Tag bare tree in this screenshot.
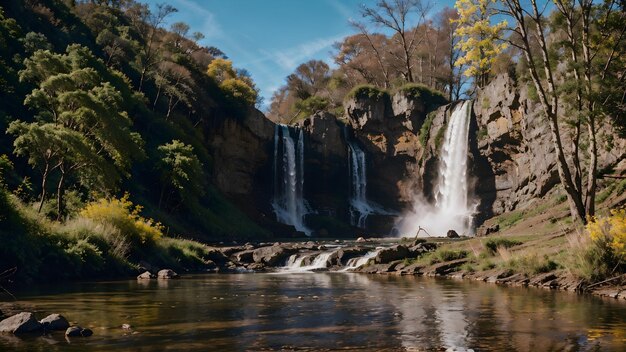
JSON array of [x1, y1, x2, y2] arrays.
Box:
[[355, 0, 432, 84]]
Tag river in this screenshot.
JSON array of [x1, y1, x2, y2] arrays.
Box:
[[1, 273, 624, 351]]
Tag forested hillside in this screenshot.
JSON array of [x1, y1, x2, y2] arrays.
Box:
[[0, 0, 270, 282]]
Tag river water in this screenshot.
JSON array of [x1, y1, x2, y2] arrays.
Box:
[[1, 273, 624, 351]]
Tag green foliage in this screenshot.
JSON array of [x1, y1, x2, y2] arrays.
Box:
[[434, 124, 447, 151], [397, 83, 447, 109], [419, 111, 437, 146], [502, 253, 559, 275], [157, 140, 204, 208], [294, 96, 329, 118], [477, 127, 488, 140], [483, 237, 522, 254], [220, 78, 257, 106], [497, 210, 524, 229], [429, 249, 469, 264], [346, 84, 389, 100]]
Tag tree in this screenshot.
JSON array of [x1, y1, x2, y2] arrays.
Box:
[[456, 0, 626, 223], [356, 0, 431, 84], [157, 140, 204, 210], [453, 0, 507, 88], [207, 58, 258, 106], [286, 60, 331, 100], [14, 45, 144, 219]]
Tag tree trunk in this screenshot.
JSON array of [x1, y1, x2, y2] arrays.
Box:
[[37, 162, 50, 213], [56, 166, 65, 222]]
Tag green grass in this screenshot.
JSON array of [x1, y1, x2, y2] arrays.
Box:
[[497, 210, 525, 229], [501, 253, 560, 275]]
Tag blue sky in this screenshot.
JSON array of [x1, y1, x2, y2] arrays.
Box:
[[151, 0, 455, 109]]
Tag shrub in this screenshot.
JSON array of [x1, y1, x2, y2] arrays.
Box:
[[294, 96, 329, 119], [503, 253, 559, 275], [484, 238, 523, 254], [587, 209, 626, 262], [397, 83, 447, 109], [418, 111, 436, 146], [346, 84, 388, 100], [430, 249, 468, 264], [80, 194, 163, 246]]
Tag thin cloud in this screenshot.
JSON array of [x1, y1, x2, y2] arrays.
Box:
[[271, 34, 345, 70]]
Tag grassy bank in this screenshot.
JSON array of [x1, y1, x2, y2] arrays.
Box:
[[399, 191, 626, 292], [0, 188, 218, 284]]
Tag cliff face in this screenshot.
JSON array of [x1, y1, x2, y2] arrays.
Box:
[[207, 73, 625, 237], [472, 74, 626, 218]]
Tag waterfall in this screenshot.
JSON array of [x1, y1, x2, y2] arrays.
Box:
[[348, 141, 374, 227], [399, 100, 476, 237], [272, 124, 311, 235]]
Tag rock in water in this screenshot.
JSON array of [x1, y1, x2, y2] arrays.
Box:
[[446, 230, 460, 238], [157, 269, 179, 279], [65, 326, 93, 337], [356, 237, 367, 242], [137, 271, 156, 280], [40, 314, 70, 331], [252, 245, 296, 266], [0, 312, 42, 334]]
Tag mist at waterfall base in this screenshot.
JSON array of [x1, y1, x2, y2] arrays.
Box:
[[272, 124, 311, 235], [398, 100, 477, 237]]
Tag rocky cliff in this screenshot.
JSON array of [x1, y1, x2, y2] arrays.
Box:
[[206, 73, 625, 237]]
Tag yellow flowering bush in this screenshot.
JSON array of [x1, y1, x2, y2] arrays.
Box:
[[80, 194, 163, 246], [587, 208, 626, 262]]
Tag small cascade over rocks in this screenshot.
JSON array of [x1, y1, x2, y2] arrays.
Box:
[[340, 249, 381, 271], [399, 100, 477, 237], [281, 251, 336, 272], [272, 124, 311, 235]]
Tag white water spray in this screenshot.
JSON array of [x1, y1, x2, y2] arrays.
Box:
[[399, 101, 476, 237], [272, 124, 311, 235]]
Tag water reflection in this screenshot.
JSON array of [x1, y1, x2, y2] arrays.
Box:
[[0, 273, 624, 351]]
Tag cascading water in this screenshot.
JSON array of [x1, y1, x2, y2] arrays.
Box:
[[399, 100, 476, 237], [348, 141, 374, 227], [273, 124, 311, 235], [339, 249, 380, 271], [281, 251, 336, 272]]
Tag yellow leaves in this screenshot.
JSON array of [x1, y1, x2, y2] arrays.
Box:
[[453, 0, 507, 82], [586, 209, 626, 261], [80, 193, 163, 246]]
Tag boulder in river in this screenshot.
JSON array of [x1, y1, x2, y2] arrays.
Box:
[[232, 249, 255, 264], [137, 271, 156, 280], [65, 326, 93, 337], [374, 245, 410, 264], [252, 245, 297, 266], [157, 269, 179, 279], [40, 314, 69, 331], [0, 312, 42, 334]]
